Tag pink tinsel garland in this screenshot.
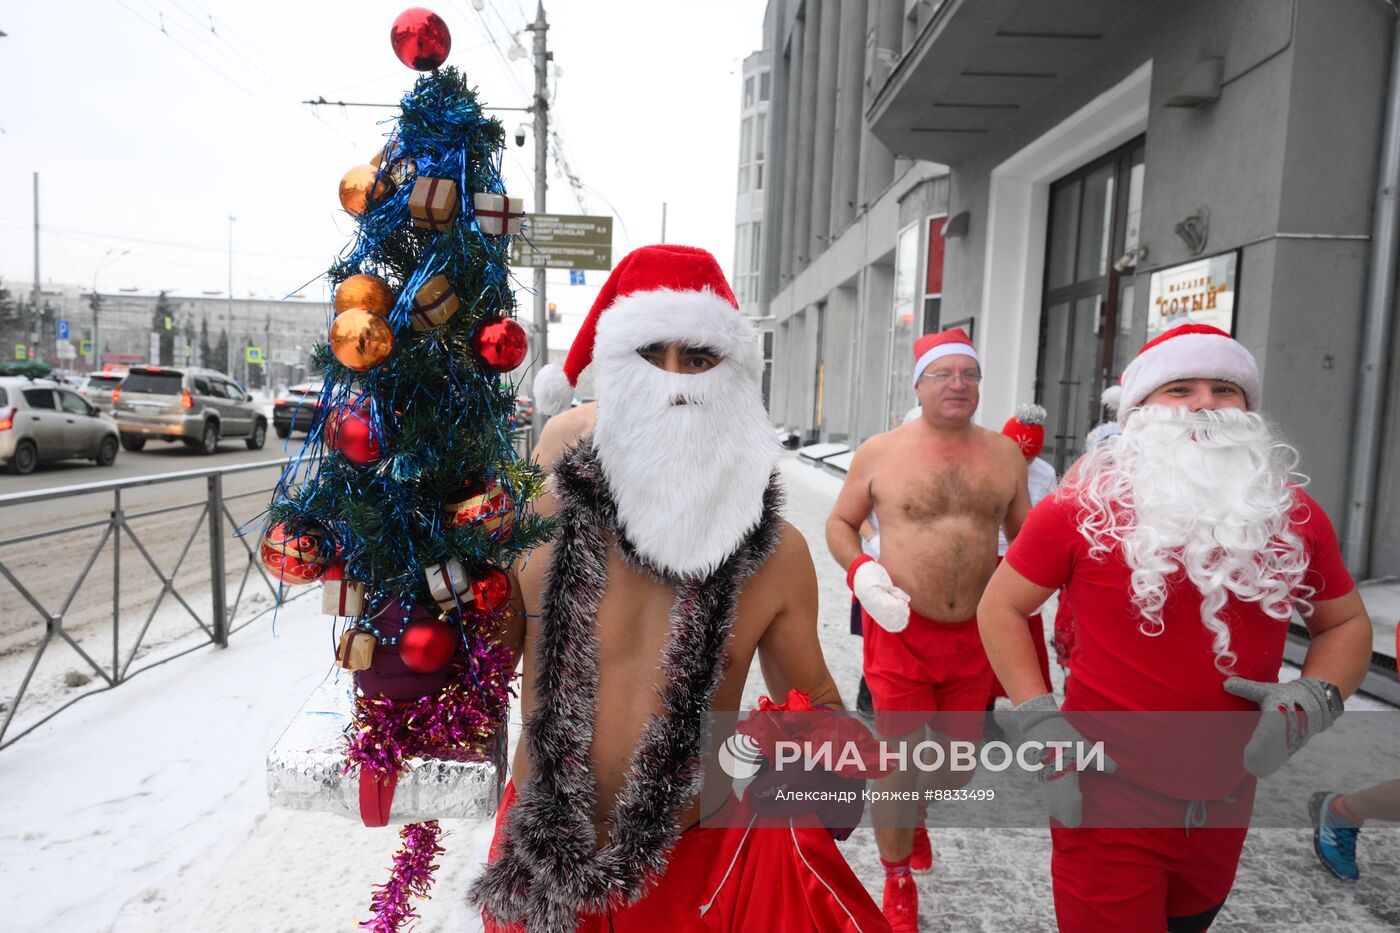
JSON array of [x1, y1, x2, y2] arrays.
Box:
[[358, 820, 447, 933], [349, 619, 516, 932]]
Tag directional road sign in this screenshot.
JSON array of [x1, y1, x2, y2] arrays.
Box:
[[510, 214, 613, 270]]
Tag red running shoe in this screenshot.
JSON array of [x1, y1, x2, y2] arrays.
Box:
[[881, 875, 920, 932], [910, 825, 932, 873]]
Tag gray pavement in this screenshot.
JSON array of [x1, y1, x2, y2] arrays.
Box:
[[767, 455, 1399, 933]]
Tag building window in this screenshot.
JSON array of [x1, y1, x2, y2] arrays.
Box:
[[754, 113, 767, 192], [923, 215, 946, 331], [744, 76, 755, 109], [887, 222, 921, 429], [759, 71, 771, 102], [737, 116, 753, 193]]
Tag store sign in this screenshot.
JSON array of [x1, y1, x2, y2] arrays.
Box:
[[1147, 251, 1238, 336]]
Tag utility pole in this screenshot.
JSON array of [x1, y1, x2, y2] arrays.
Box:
[[31, 173, 40, 313], [526, 3, 550, 441], [661, 202, 667, 244], [226, 214, 235, 376]]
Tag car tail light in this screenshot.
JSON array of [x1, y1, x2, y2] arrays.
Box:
[[112, 386, 121, 404], [181, 387, 194, 410], [0, 407, 13, 431], [275, 399, 287, 407]]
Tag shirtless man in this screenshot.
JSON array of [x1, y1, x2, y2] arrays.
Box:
[[529, 400, 595, 472], [471, 244, 888, 932], [826, 327, 1030, 932]]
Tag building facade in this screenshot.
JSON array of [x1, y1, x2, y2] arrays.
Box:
[[748, 0, 1400, 579], [3, 283, 326, 389]]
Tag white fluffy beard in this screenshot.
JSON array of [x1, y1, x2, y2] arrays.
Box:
[[1074, 405, 1313, 672], [591, 353, 780, 578]]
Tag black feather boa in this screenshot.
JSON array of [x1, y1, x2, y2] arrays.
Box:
[[470, 437, 783, 931]]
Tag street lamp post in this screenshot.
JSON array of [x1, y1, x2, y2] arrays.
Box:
[[91, 248, 129, 372], [226, 214, 236, 377]]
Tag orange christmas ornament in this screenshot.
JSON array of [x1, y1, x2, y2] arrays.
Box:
[[338, 165, 391, 217], [335, 274, 396, 317], [329, 309, 395, 371]]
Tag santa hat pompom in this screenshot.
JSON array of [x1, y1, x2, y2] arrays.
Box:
[[1014, 403, 1047, 425], [533, 363, 575, 416], [1100, 384, 1122, 413]]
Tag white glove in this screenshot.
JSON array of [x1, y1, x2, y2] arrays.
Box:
[[851, 559, 911, 633]]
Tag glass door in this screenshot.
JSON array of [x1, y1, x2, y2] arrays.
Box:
[[1036, 139, 1145, 473]]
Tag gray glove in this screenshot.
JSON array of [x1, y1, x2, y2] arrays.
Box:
[[1223, 676, 1340, 778], [998, 693, 1117, 828]]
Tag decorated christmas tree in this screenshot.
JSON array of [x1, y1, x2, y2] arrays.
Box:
[[260, 9, 545, 931]]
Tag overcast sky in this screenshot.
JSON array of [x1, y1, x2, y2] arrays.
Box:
[[0, 0, 763, 344]]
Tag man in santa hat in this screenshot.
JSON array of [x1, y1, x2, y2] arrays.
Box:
[[471, 244, 889, 932], [826, 327, 1031, 931], [979, 323, 1373, 932]]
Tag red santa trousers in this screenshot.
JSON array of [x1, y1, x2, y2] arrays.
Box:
[[482, 781, 892, 933]]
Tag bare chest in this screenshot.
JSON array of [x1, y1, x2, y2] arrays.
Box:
[[873, 448, 1012, 526]]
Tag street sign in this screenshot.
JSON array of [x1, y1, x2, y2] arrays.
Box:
[[246, 346, 263, 364], [80, 339, 93, 357], [510, 214, 613, 270], [569, 270, 586, 285], [55, 319, 70, 340], [14, 344, 26, 361], [55, 340, 76, 360]]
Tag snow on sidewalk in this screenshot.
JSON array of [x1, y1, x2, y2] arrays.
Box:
[[1, 453, 1395, 932], [0, 596, 492, 933]]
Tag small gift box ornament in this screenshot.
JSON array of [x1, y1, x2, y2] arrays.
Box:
[[409, 176, 459, 232], [424, 558, 475, 612], [472, 192, 524, 236], [446, 481, 514, 538], [410, 275, 460, 332], [321, 564, 367, 617], [335, 628, 377, 672], [265, 682, 505, 824]]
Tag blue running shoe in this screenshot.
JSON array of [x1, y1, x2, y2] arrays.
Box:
[[1310, 791, 1361, 882]]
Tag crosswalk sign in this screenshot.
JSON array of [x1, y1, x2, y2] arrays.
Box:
[[81, 339, 94, 356], [246, 346, 263, 364]]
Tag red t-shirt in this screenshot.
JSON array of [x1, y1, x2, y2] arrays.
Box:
[[1006, 486, 1353, 800], [1006, 487, 1353, 714]]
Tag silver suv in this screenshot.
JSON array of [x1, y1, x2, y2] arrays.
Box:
[[0, 377, 121, 475], [114, 366, 267, 455]]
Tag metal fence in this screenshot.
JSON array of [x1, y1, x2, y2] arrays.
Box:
[[0, 459, 304, 751]]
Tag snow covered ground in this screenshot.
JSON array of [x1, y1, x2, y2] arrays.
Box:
[[1, 454, 1396, 931]]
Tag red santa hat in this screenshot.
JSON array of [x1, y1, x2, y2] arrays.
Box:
[[532, 244, 753, 415], [1111, 323, 1260, 422], [1001, 403, 1048, 458], [911, 327, 980, 389]]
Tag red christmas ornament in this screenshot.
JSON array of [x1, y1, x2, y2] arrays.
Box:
[[472, 318, 528, 373], [260, 522, 330, 585], [390, 8, 452, 71], [398, 617, 457, 672], [470, 567, 512, 613], [327, 403, 382, 466]]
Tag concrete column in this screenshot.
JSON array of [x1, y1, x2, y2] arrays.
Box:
[[859, 0, 901, 205], [800, 304, 823, 437], [760, 3, 790, 308], [772, 318, 793, 424], [810, 0, 842, 259], [830, 0, 868, 234], [794, 4, 821, 270], [779, 17, 804, 284], [822, 285, 858, 441], [855, 260, 895, 439]]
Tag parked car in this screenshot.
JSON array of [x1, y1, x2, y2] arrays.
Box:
[[78, 372, 126, 415], [0, 377, 120, 475], [273, 382, 324, 439], [113, 366, 267, 454]]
